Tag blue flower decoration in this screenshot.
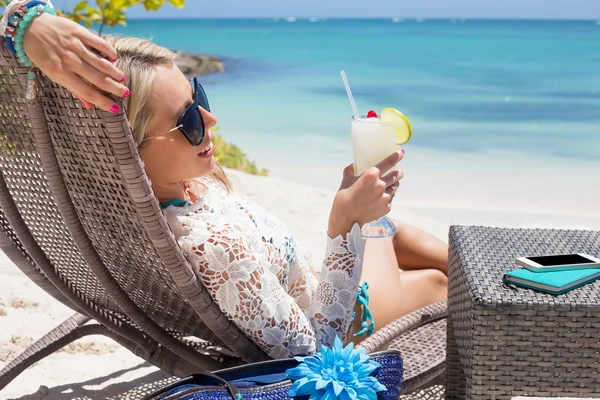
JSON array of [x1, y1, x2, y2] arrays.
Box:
[[286, 336, 386, 399]]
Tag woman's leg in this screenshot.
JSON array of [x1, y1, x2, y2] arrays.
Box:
[[392, 220, 449, 275], [348, 235, 447, 344]]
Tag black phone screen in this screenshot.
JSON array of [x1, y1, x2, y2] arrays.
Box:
[[527, 254, 595, 266]]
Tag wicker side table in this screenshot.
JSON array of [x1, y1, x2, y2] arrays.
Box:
[[446, 226, 600, 400]]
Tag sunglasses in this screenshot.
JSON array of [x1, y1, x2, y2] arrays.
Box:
[[144, 76, 210, 146]]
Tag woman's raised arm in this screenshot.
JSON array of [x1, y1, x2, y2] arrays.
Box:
[[1, 1, 128, 113]]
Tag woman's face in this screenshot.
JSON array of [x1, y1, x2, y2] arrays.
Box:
[[140, 62, 217, 185]]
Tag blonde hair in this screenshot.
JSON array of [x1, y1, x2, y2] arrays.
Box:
[[103, 35, 231, 191]]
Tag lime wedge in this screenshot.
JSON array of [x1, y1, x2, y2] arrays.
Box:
[[380, 108, 412, 145]]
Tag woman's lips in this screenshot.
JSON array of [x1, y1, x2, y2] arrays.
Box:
[[198, 142, 214, 158], [197, 131, 214, 158]]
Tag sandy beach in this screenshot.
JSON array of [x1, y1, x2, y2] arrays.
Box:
[[2, 161, 599, 399]]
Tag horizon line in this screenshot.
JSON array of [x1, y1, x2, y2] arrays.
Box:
[[123, 16, 600, 22]]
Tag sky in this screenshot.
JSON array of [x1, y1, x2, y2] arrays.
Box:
[[50, 0, 600, 20]]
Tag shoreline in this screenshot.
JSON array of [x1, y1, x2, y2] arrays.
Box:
[[240, 145, 600, 217], [125, 17, 600, 23]]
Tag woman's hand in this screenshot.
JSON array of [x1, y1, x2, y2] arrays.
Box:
[[328, 150, 404, 238], [22, 13, 128, 113]]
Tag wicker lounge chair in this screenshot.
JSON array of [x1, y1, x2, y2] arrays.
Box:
[[0, 38, 447, 399]]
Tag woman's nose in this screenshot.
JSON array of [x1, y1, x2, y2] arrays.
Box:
[[200, 107, 217, 129]]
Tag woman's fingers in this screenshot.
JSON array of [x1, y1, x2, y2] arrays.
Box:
[[381, 169, 403, 188], [77, 94, 93, 110], [67, 35, 127, 109], [374, 150, 404, 176], [78, 55, 129, 98], [81, 99, 93, 110], [74, 27, 128, 102], [71, 91, 93, 110], [343, 163, 355, 177], [385, 182, 400, 199], [72, 58, 128, 103], [70, 40, 128, 98], [76, 27, 118, 63], [79, 44, 126, 89], [62, 73, 120, 113]]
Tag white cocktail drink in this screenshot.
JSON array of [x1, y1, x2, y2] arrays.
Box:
[[349, 108, 412, 238], [339, 71, 412, 238], [351, 114, 399, 175]]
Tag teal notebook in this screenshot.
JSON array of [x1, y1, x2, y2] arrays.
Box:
[[503, 267, 600, 295]]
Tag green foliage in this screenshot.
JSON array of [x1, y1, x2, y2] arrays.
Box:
[[212, 130, 268, 176], [59, 0, 185, 34]]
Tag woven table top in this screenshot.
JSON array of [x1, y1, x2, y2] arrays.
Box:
[[449, 225, 600, 310]]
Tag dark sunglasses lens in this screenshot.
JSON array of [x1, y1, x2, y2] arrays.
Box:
[[196, 83, 210, 112], [180, 107, 204, 146]]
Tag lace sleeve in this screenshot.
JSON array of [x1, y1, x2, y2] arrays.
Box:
[[307, 223, 366, 346], [1, 0, 54, 34], [176, 210, 366, 359]]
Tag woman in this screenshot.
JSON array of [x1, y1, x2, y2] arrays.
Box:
[[2, 6, 448, 358]]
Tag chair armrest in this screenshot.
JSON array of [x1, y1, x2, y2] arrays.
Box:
[[356, 301, 447, 353]]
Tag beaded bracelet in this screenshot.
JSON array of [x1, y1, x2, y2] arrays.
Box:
[[3, 1, 56, 104], [4, 1, 48, 54], [11, 2, 57, 67]]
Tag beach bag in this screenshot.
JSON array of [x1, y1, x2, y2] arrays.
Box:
[[144, 338, 403, 400]]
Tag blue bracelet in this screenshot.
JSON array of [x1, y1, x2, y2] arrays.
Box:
[[353, 282, 375, 337], [24, 1, 48, 8], [6, 34, 17, 55], [4, 1, 52, 56]]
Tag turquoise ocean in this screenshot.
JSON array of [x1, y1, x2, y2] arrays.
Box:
[[107, 19, 600, 167]]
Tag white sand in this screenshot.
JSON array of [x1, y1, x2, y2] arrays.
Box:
[[1, 162, 599, 399]]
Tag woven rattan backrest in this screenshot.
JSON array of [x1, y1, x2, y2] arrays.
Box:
[[39, 82, 203, 335], [0, 55, 205, 334], [0, 195, 75, 310], [0, 38, 267, 363], [0, 46, 120, 315]]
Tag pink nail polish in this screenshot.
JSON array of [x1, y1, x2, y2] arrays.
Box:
[[111, 58, 118, 63], [110, 104, 120, 114], [119, 75, 126, 83], [401, 149, 405, 154], [123, 89, 130, 98]]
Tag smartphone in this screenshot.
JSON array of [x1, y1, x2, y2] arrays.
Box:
[[516, 253, 600, 272]]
